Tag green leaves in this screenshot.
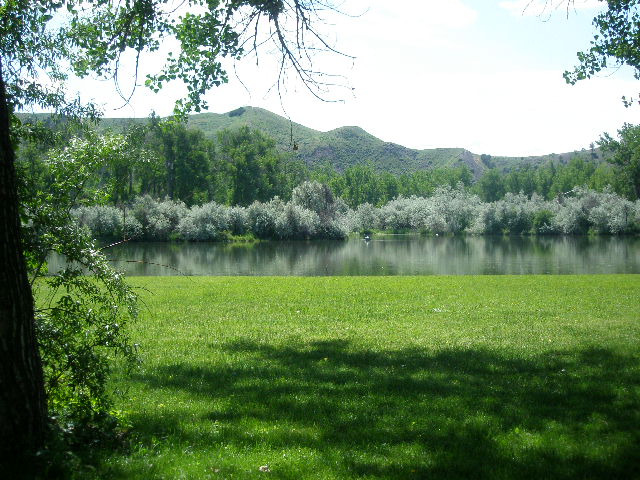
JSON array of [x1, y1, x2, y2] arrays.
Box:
[[565, 1, 640, 101], [598, 123, 640, 199], [217, 125, 287, 205], [21, 132, 141, 425], [4, 0, 342, 119]]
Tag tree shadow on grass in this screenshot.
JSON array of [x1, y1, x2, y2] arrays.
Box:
[[128, 340, 640, 479]]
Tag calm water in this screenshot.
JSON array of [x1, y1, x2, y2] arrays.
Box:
[[48, 235, 640, 276]]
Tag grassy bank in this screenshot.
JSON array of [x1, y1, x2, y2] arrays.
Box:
[[93, 275, 639, 479]]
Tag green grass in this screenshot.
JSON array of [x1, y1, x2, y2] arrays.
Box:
[[90, 275, 639, 479]]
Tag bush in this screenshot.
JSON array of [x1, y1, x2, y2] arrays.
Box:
[[247, 199, 280, 239], [274, 203, 319, 239], [378, 196, 414, 232], [24, 134, 139, 433], [430, 185, 481, 233], [316, 216, 350, 239], [121, 215, 144, 240], [291, 182, 349, 239], [549, 187, 637, 234], [551, 191, 591, 234], [532, 209, 557, 234], [474, 202, 503, 234], [587, 188, 636, 234], [152, 198, 189, 239], [349, 203, 378, 233], [500, 192, 536, 234], [131, 195, 188, 240], [76, 187, 639, 241], [73, 205, 122, 239], [377, 186, 480, 234], [178, 202, 230, 241], [292, 181, 336, 218], [129, 194, 158, 237], [227, 206, 249, 236]]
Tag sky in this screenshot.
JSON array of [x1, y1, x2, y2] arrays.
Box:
[[66, 0, 640, 157]]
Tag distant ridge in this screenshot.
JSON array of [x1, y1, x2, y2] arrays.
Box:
[[18, 106, 597, 176], [186, 107, 474, 175]]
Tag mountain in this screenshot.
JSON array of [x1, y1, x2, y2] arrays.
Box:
[[186, 107, 478, 175], [166, 107, 601, 176], [19, 106, 598, 177]]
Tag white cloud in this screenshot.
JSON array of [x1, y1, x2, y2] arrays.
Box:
[[369, 69, 640, 156], [500, 0, 602, 17], [373, 0, 478, 29], [332, 0, 477, 52]]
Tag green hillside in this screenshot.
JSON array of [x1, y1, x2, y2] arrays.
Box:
[[82, 107, 477, 174], [18, 107, 598, 176], [187, 107, 475, 174], [188, 107, 598, 175]]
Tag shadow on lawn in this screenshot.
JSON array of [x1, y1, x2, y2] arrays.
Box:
[[130, 341, 640, 479]]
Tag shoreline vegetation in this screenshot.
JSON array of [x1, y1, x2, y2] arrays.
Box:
[[73, 182, 640, 243]]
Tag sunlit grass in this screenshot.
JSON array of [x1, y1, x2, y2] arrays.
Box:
[[92, 275, 639, 479]]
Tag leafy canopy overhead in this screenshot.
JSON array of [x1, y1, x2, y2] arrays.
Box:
[[0, 0, 347, 117], [564, 0, 640, 104]]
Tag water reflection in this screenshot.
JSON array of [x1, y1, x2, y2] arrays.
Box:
[[47, 235, 640, 276]]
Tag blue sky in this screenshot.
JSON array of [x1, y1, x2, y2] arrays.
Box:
[[69, 0, 640, 156]]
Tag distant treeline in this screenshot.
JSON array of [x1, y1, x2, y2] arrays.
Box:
[[17, 115, 639, 215]]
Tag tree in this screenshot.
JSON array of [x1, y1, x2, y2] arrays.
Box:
[[475, 168, 506, 202], [342, 163, 384, 207], [380, 171, 400, 203], [0, 0, 343, 473], [480, 153, 494, 168], [24, 135, 140, 426], [151, 121, 214, 205], [0, 59, 47, 478], [589, 162, 620, 193], [549, 156, 596, 198], [291, 180, 344, 231], [217, 126, 284, 205], [535, 161, 556, 199], [503, 166, 537, 196], [560, 1, 640, 196], [563, 0, 640, 104], [599, 123, 640, 199]]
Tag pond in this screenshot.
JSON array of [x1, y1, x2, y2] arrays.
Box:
[[48, 235, 640, 276]]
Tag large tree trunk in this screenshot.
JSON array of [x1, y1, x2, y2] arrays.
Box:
[[0, 58, 47, 476]]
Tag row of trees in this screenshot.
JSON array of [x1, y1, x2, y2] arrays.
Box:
[[19, 118, 640, 214], [18, 118, 478, 207], [311, 162, 474, 207], [475, 125, 640, 203], [475, 157, 618, 202], [23, 123, 639, 244], [75, 183, 640, 240], [18, 119, 308, 207]]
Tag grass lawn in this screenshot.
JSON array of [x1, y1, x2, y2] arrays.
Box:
[[92, 275, 639, 479]]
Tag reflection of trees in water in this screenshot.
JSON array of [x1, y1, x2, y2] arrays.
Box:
[[150, 240, 355, 276], [106, 243, 184, 275], [48, 236, 640, 276]]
